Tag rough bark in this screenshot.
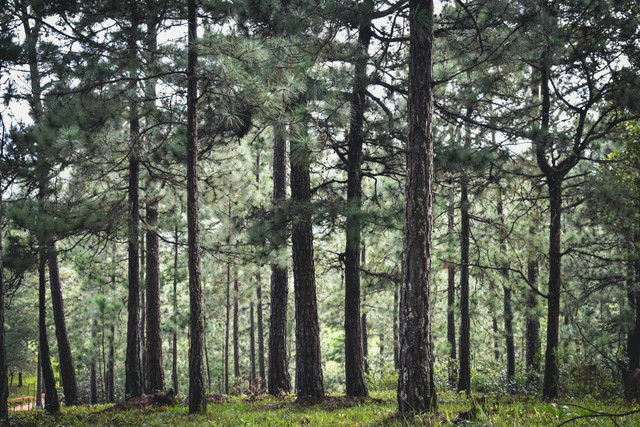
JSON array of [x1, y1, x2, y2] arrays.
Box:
[[397, 0, 437, 413], [362, 311, 369, 374], [125, 0, 142, 397], [290, 116, 324, 399], [140, 231, 147, 394], [48, 244, 80, 405], [186, 0, 206, 412], [447, 202, 457, 387], [39, 248, 60, 414], [145, 200, 164, 392], [457, 161, 471, 395], [268, 122, 291, 395], [343, 1, 372, 398], [542, 179, 562, 398]]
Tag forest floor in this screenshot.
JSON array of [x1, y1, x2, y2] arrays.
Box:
[[5, 390, 640, 426]]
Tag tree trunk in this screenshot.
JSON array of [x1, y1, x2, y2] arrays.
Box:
[[125, 149, 142, 398], [225, 261, 230, 394], [106, 325, 115, 403], [498, 194, 515, 392], [290, 114, 324, 399], [268, 122, 291, 395], [398, 0, 437, 413], [145, 199, 164, 392], [233, 272, 240, 379], [48, 243, 80, 405], [140, 231, 148, 394], [393, 280, 398, 370], [362, 311, 369, 374], [628, 256, 640, 370], [89, 318, 98, 404], [172, 224, 179, 395], [204, 326, 211, 391], [125, 0, 142, 397], [250, 301, 256, 383], [343, 1, 372, 398], [0, 187, 7, 421], [39, 247, 60, 414], [186, 0, 206, 412], [447, 202, 457, 387], [526, 258, 540, 377], [542, 178, 562, 399], [457, 166, 471, 395], [36, 353, 42, 408], [256, 281, 266, 384]]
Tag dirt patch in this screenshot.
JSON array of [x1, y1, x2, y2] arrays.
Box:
[[102, 392, 177, 413]]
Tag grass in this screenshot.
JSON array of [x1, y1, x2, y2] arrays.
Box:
[[5, 390, 640, 426]]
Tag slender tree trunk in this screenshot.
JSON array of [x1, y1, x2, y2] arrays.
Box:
[[447, 202, 457, 387], [140, 231, 148, 394], [343, 1, 372, 398], [172, 224, 179, 395], [233, 272, 240, 379], [542, 178, 562, 399], [204, 326, 211, 391], [145, 200, 164, 392], [48, 243, 80, 405], [186, 0, 206, 411], [457, 163, 471, 395], [393, 280, 398, 370], [526, 258, 540, 375], [256, 280, 265, 384], [290, 112, 324, 399], [0, 186, 8, 421], [225, 261, 230, 394], [268, 122, 291, 395], [398, 0, 437, 413], [106, 325, 115, 403], [250, 301, 256, 383], [39, 247, 60, 414], [125, 0, 142, 398], [362, 311, 369, 374], [36, 354, 42, 408], [89, 318, 98, 404], [498, 194, 515, 392]]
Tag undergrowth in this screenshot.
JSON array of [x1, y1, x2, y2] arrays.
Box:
[[6, 390, 640, 426]]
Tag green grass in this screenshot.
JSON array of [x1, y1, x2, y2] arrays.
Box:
[[7, 374, 38, 399], [6, 390, 640, 426]]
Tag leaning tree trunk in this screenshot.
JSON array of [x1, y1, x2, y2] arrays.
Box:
[[39, 247, 60, 414], [48, 243, 80, 405], [290, 114, 324, 399], [343, 1, 372, 398], [542, 177, 562, 399], [268, 122, 291, 395], [145, 199, 164, 392], [186, 0, 206, 412], [0, 185, 8, 421], [397, 0, 437, 413]]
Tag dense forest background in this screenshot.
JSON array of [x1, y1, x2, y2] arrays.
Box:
[[1, 0, 640, 422]]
